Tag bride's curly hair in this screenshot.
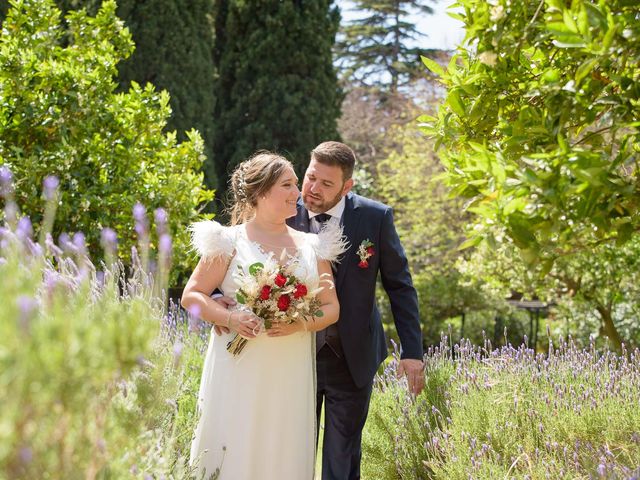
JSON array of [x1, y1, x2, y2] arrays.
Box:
[[228, 151, 294, 225]]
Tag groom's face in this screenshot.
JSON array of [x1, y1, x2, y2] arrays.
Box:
[[301, 158, 353, 214]]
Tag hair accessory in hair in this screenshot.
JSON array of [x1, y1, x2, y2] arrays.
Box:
[[235, 164, 248, 203]]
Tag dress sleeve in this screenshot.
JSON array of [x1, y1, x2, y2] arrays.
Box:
[[189, 220, 236, 260], [308, 221, 349, 263]]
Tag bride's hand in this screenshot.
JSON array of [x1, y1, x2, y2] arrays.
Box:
[[229, 311, 261, 338], [267, 321, 304, 337]]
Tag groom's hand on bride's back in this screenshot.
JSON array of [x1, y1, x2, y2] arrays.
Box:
[[212, 295, 237, 335]]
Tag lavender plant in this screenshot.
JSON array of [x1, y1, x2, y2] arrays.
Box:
[[0, 170, 207, 479], [363, 336, 640, 479]]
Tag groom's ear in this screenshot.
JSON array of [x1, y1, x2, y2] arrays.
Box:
[[341, 178, 354, 197]]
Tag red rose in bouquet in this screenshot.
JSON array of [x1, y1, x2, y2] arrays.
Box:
[[357, 239, 375, 269], [293, 283, 308, 299], [228, 262, 326, 356], [260, 285, 272, 300], [274, 273, 287, 287], [277, 294, 291, 311]]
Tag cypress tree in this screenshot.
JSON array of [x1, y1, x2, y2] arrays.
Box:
[[116, 0, 217, 189], [213, 0, 342, 204], [338, 0, 435, 92]]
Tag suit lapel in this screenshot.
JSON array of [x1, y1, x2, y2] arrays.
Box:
[[336, 193, 361, 291], [292, 197, 311, 233]]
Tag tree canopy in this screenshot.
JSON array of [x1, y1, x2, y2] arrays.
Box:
[[212, 0, 342, 204], [337, 0, 436, 92], [422, 0, 640, 270]]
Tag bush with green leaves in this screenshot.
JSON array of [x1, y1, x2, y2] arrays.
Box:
[[0, 0, 214, 284], [373, 122, 505, 345], [422, 0, 639, 266]]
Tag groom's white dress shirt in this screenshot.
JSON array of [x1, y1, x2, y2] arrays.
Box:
[[309, 196, 345, 234], [309, 196, 346, 356]]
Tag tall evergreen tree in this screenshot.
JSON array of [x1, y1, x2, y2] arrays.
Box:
[[116, 0, 217, 189], [338, 0, 436, 92], [213, 0, 342, 204]]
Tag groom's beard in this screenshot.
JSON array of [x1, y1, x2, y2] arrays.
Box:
[[302, 190, 343, 214]]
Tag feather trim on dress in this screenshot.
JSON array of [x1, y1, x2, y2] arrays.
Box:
[[189, 220, 236, 260], [310, 221, 350, 263]]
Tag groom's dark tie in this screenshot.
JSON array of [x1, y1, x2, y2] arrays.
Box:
[[313, 212, 342, 357], [314, 212, 331, 227]]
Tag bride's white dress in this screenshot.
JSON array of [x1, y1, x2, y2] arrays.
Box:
[[188, 221, 344, 480]]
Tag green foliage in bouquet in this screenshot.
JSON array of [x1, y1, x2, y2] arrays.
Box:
[[0, 0, 214, 284], [421, 0, 640, 268]]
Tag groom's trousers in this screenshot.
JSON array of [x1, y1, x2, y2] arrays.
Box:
[[316, 344, 373, 480]]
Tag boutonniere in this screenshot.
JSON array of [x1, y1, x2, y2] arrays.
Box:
[[357, 239, 375, 269]]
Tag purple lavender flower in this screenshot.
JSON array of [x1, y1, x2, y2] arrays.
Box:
[[43, 175, 60, 200], [17, 295, 38, 331], [188, 304, 202, 333], [72, 232, 87, 254], [19, 446, 33, 465], [0, 165, 12, 184], [96, 270, 106, 287], [133, 202, 146, 222], [45, 233, 64, 257], [100, 228, 118, 252], [159, 233, 172, 256], [43, 269, 62, 297], [16, 217, 33, 241], [58, 233, 76, 254], [173, 341, 184, 364], [154, 207, 168, 231], [133, 202, 149, 238], [28, 240, 43, 257], [0, 165, 13, 197]]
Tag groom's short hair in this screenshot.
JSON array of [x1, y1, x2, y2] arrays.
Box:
[[311, 141, 356, 181]]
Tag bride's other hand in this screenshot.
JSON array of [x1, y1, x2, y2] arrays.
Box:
[[229, 311, 261, 338], [212, 295, 237, 335], [267, 321, 304, 337]]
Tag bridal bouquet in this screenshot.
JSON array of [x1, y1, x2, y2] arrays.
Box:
[[227, 258, 327, 355]]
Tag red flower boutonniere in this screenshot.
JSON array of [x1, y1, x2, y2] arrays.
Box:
[[357, 239, 375, 269]]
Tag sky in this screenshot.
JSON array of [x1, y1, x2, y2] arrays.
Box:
[[338, 0, 466, 51]]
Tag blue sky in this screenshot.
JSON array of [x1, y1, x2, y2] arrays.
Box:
[[338, 0, 465, 51]]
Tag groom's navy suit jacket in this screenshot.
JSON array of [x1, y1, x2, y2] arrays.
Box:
[[288, 192, 423, 388]]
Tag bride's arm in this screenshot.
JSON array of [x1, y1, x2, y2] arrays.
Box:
[[181, 256, 260, 338]]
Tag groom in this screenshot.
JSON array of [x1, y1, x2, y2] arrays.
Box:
[[289, 141, 424, 480]]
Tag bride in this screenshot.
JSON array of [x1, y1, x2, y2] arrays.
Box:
[[181, 152, 344, 479]]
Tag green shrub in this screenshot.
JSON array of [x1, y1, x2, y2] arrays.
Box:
[[0, 225, 207, 478], [0, 0, 214, 285], [362, 339, 640, 479]]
